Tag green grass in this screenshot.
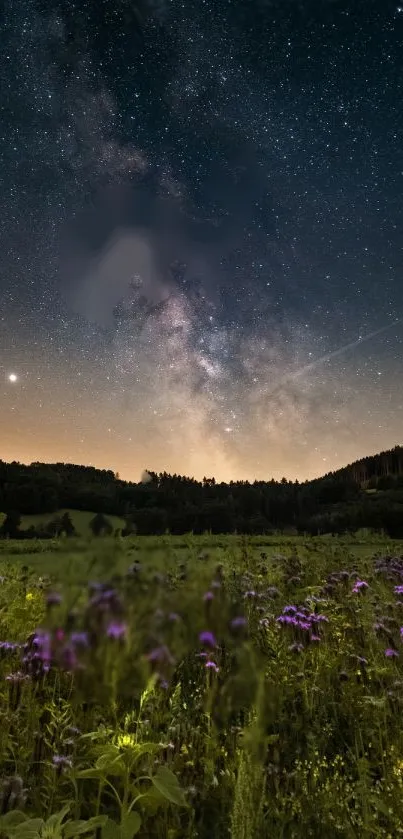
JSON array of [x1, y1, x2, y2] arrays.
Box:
[[1, 534, 403, 837], [21, 508, 126, 535]]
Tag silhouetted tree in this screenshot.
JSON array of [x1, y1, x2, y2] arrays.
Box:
[[61, 512, 76, 537], [1, 511, 21, 538], [89, 512, 113, 537]]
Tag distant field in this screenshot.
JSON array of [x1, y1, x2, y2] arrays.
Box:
[[0, 530, 401, 581], [21, 508, 126, 534]]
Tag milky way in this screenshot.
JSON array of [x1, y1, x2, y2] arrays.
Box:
[[1, 0, 403, 481]]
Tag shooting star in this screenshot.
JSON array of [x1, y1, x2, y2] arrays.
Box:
[[270, 318, 401, 393]]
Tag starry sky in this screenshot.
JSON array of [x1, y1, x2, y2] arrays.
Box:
[[1, 0, 403, 483]]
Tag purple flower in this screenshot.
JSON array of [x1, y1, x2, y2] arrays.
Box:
[[46, 592, 62, 607], [283, 605, 297, 614], [276, 615, 296, 625], [244, 590, 257, 599], [394, 586, 403, 595], [205, 660, 219, 672], [400, 627, 403, 639], [230, 616, 247, 629], [0, 641, 21, 653], [106, 621, 127, 640], [203, 591, 214, 602], [352, 580, 369, 593], [61, 645, 78, 671], [70, 632, 89, 648], [147, 645, 174, 664], [168, 612, 180, 622], [52, 755, 72, 770], [68, 726, 81, 736], [32, 630, 52, 668], [385, 648, 399, 658], [199, 631, 217, 648], [310, 634, 321, 642]]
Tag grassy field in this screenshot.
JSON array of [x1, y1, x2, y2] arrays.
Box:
[[1, 533, 403, 837], [21, 509, 126, 535]]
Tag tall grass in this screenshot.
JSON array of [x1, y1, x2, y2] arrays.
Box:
[[0, 536, 403, 837]]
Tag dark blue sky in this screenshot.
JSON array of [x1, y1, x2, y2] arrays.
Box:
[[1, 0, 403, 481]]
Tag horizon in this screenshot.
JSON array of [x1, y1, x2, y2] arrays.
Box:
[[2, 441, 402, 486]]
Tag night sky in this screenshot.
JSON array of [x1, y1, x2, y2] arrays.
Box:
[[1, 0, 403, 483]]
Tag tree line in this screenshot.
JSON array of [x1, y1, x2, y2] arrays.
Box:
[[1, 445, 403, 538]]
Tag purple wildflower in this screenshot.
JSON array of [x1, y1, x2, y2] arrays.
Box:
[[205, 660, 220, 672], [199, 630, 217, 648], [310, 634, 321, 642], [394, 586, 403, 595], [230, 616, 247, 629], [70, 632, 89, 648], [46, 592, 62, 607], [385, 648, 399, 658], [32, 630, 52, 670], [203, 591, 214, 602], [276, 615, 296, 625], [106, 621, 127, 640], [147, 645, 174, 665], [52, 755, 72, 771], [61, 645, 78, 671], [68, 726, 81, 736], [0, 641, 21, 653], [352, 580, 369, 593], [168, 612, 180, 622], [244, 590, 257, 599]]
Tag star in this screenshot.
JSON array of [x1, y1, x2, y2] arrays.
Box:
[[8, 373, 18, 383]]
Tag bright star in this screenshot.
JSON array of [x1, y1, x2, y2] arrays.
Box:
[[8, 373, 18, 383]]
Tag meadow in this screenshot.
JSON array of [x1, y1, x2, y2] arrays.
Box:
[[0, 532, 403, 838]]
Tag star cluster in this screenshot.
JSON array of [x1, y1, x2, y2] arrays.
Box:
[[1, 0, 403, 481]]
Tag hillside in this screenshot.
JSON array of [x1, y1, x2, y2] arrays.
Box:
[[1, 445, 403, 537]]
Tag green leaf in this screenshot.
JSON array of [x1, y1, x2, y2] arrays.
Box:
[[46, 804, 72, 829], [64, 816, 108, 837], [96, 750, 126, 775], [131, 742, 163, 762], [9, 819, 44, 839], [151, 766, 188, 807], [0, 812, 28, 828], [121, 812, 141, 839], [102, 819, 121, 839], [139, 674, 158, 711]]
